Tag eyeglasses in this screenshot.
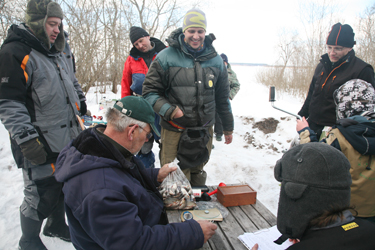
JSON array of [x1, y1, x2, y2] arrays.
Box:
[[327, 46, 344, 53], [129, 124, 153, 139], [138, 126, 153, 140]]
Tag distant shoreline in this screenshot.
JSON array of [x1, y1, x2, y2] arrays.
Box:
[[231, 63, 268, 66], [232, 63, 313, 68]]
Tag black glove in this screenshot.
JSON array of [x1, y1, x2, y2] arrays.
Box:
[[19, 138, 47, 165], [80, 101, 87, 116]]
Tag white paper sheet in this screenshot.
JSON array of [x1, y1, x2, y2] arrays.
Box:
[[238, 225, 294, 250]]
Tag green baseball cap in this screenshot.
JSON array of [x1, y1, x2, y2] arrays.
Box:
[[113, 96, 160, 137]]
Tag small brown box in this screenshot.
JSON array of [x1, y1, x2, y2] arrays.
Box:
[[217, 185, 257, 207]]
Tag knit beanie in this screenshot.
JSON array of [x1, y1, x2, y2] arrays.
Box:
[[326, 22, 355, 48], [220, 53, 228, 64], [334, 79, 375, 119], [129, 26, 149, 45], [182, 8, 207, 32], [274, 143, 351, 243], [25, 0, 65, 52]]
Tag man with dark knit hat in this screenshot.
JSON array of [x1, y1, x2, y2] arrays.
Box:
[[143, 9, 234, 186], [298, 22, 375, 139], [250, 143, 375, 250], [0, 0, 86, 249], [214, 53, 240, 142], [121, 26, 166, 169]]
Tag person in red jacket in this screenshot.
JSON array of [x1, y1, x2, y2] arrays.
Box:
[[121, 26, 166, 168]]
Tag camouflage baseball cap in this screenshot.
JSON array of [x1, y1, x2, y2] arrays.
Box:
[[26, 0, 65, 51]]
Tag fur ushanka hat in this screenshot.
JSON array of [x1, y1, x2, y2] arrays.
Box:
[[274, 143, 352, 243], [25, 0, 65, 51]]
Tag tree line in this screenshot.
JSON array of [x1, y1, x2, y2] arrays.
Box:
[[1, 0, 374, 100], [0, 0, 199, 96], [256, 2, 375, 99]]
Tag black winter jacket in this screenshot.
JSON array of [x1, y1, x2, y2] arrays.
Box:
[[142, 28, 234, 132], [298, 50, 374, 126]]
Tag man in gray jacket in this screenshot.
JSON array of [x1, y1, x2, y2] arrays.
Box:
[[0, 0, 86, 249]]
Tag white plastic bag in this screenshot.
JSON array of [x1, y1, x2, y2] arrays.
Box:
[[158, 159, 196, 210]]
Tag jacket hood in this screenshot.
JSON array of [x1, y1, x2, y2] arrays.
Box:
[[321, 49, 355, 70], [1, 23, 59, 55], [336, 115, 375, 155], [55, 125, 130, 182]]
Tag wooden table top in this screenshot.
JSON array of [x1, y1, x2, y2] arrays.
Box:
[[166, 185, 277, 250]]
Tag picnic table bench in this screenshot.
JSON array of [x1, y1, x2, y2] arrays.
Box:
[[166, 185, 277, 250]]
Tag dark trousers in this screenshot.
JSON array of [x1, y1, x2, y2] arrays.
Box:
[[214, 112, 223, 137]]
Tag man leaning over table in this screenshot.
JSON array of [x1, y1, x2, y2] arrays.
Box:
[[54, 96, 217, 250]]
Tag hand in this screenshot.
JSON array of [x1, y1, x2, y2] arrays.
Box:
[[174, 109, 184, 119], [19, 137, 47, 165], [157, 163, 178, 183], [224, 134, 232, 144], [197, 220, 217, 243], [296, 116, 309, 132], [251, 243, 259, 250], [80, 101, 87, 116], [289, 238, 300, 244]]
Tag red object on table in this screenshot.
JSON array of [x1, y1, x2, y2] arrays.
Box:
[[207, 182, 226, 196]]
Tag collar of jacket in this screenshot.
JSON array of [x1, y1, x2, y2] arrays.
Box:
[[130, 37, 166, 58], [310, 209, 355, 230], [73, 125, 163, 199], [321, 49, 355, 71], [4, 24, 61, 56]]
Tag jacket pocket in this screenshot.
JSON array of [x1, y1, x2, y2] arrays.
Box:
[[203, 100, 215, 115]]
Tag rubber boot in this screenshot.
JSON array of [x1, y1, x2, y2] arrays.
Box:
[[42, 196, 71, 242], [19, 212, 47, 250]]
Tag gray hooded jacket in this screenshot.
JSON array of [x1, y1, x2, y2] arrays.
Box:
[[0, 23, 83, 176]]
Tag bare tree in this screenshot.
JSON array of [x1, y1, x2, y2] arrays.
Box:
[[0, 0, 27, 43], [256, 0, 340, 99], [356, 4, 375, 68]]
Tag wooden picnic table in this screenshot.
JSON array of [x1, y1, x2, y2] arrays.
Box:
[[166, 185, 277, 250]]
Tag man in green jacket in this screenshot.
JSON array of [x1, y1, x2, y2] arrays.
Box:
[[215, 53, 240, 141], [143, 9, 234, 186]]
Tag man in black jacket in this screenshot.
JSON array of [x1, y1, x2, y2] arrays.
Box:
[[298, 22, 374, 139]]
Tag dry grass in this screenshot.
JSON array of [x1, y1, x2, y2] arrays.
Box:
[[255, 66, 315, 100]]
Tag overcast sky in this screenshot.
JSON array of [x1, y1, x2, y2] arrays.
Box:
[[203, 0, 374, 65]]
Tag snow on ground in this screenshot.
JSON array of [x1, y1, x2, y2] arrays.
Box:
[[0, 65, 304, 249]]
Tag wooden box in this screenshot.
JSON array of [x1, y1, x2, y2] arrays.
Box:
[[217, 185, 257, 207]]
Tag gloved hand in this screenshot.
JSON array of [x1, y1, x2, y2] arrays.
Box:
[[19, 138, 47, 165], [80, 101, 87, 116]]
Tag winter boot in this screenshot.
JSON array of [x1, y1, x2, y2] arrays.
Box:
[[42, 196, 71, 242], [19, 212, 47, 250]]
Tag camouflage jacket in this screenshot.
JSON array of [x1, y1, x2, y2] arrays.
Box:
[[227, 63, 240, 100]]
